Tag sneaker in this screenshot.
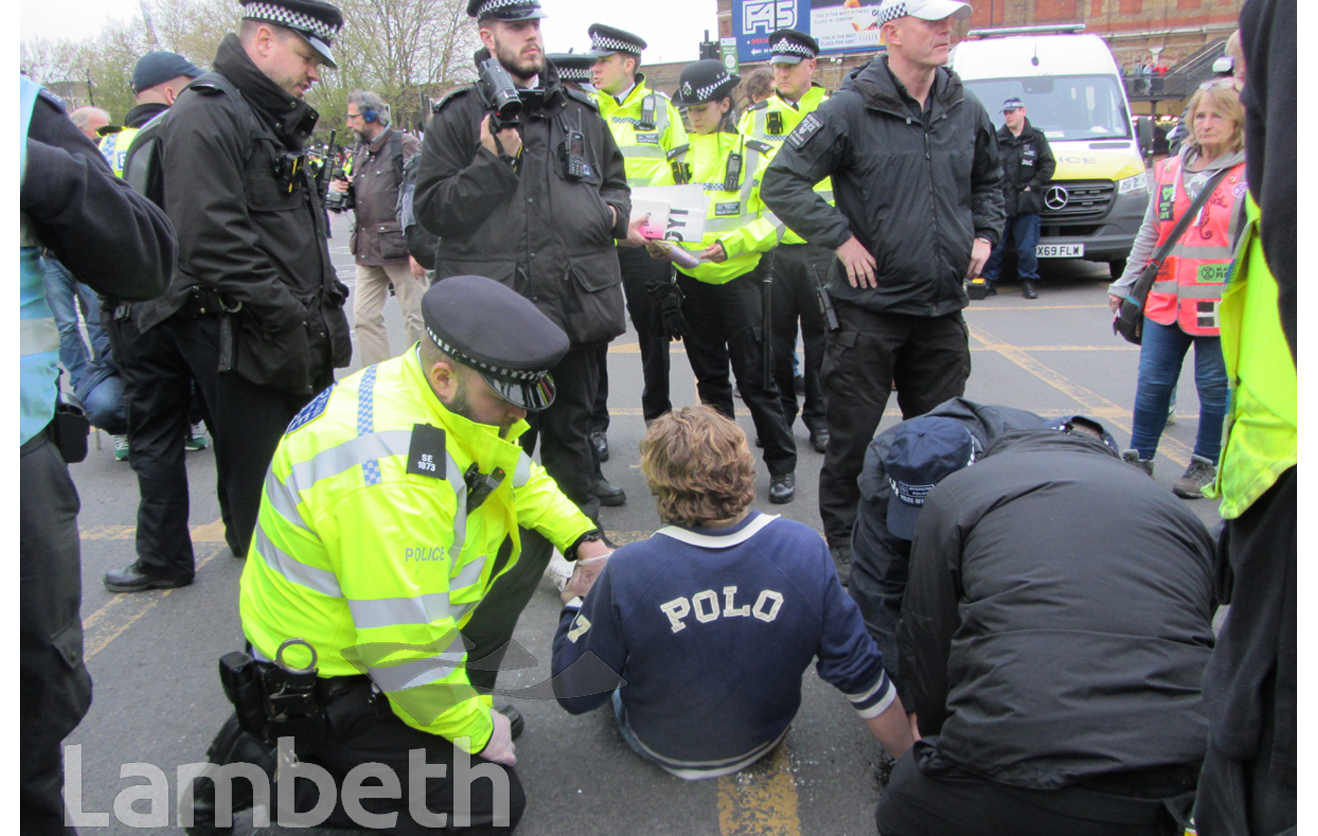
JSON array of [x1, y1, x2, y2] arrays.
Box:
[[543, 549, 574, 592], [1172, 455, 1216, 499], [830, 543, 852, 587], [1121, 448, 1154, 476], [112, 434, 130, 461], [1021, 279, 1038, 299], [186, 422, 210, 451]]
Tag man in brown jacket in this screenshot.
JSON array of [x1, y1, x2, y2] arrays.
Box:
[[330, 89, 427, 366]]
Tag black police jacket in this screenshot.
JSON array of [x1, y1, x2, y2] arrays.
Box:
[[761, 57, 1004, 318], [142, 34, 352, 395], [414, 54, 630, 346], [899, 430, 1216, 789], [996, 118, 1056, 217]]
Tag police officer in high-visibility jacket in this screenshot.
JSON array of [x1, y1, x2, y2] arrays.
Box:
[[190, 276, 612, 832], [738, 29, 836, 456], [98, 51, 203, 177], [585, 23, 690, 481], [652, 60, 796, 504]]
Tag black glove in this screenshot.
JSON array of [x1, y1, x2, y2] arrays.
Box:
[[648, 275, 687, 341]]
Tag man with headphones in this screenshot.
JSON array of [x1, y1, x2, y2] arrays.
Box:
[[330, 90, 427, 366]]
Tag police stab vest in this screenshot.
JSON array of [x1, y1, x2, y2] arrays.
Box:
[[19, 76, 62, 445], [1144, 155, 1246, 335], [594, 78, 687, 188], [737, 86, 833, 246], [99, 126, 140, 178]]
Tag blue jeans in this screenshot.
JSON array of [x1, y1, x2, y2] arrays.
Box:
[[1130, 317, 1228, 463], [41, 257, 127, 434], [982, 214, 1041, 283]]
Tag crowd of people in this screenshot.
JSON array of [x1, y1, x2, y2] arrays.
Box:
[[18, 0, 1294, 832]]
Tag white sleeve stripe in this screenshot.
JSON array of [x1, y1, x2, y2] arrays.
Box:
[[846, 672, 889, 705], [855, 685, 898, 720]]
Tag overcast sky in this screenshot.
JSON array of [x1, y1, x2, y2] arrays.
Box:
[[20, 0, 718, 63]]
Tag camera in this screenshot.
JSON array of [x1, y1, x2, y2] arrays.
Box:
[[476, 55, 523, 132]]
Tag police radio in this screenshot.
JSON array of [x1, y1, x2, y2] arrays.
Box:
[[639, 93, 657, 131], [723, 151, 742, 192], [767, 111, 784, 135], [561, 128, 589, 180]]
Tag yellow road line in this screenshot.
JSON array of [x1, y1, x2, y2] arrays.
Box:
[[967, 322, 1194, 467], [84, 547, 221, 659], [718, 745, 801, 836]]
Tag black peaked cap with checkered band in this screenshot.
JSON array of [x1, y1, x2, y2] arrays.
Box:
[[467, 0, 547, 22], [421, 276, 569, 412], [671, 59, 740, 107], [240, 0, 343, 69], [548, 53, 595, 84], [587, 24, 647, 56], [769, 29, 819, 65]]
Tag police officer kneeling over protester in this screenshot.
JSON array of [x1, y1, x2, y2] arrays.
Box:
[[187, 276, 612, 834], [651, 59, 796, 504]]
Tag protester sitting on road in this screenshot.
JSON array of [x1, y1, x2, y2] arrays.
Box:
[[1108, 80, 1246, 498], [881, 423, 1217, 836], [551, 405, 913, 779]]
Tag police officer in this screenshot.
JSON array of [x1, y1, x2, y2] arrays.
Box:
[[584, 23, 689, 507], [548, 52, 596, 92], [99, 51, 204, 177], [981, 97, 1055, 299], [188, 276, 611, 832], [739, 29, 836, 455], [653, 59, 796, 504], [20, 73, 175, 833]]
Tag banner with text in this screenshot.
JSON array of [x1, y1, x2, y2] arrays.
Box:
[[731, 0, 883, 63]]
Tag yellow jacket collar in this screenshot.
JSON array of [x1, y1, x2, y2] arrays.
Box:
[[402, 347, 530, 472]]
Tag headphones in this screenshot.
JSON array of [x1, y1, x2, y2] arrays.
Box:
[[362, 107, 379, 123]]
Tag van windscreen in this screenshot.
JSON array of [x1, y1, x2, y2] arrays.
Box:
[[963, 75, 1132, 142]]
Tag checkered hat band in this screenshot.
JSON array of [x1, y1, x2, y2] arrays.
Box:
[[877, 1, 908, 24], [690, 73, 733, 101], [773, 41, 815, 58], [243, 2, 338, 42], [559, 67, 591, 81], [477, 0, 536, 17], [426, 328, 547, 382], [592, 35, 642, 53]]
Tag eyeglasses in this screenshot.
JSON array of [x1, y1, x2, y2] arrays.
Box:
[[1198, 78, 1241, 91]]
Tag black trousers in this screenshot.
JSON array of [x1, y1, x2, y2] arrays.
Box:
[[521, 343, 602, 522], [109, 311, 329, 576], [20, 431, 93, 835], [818, 302, 970, 546], [1194, 466, 1297, 836], [677, 265, 796, 477], [770, 243, 834, 434], [877, 743, 1190, 836]]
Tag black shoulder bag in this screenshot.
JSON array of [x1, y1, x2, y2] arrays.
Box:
[[1114, 166, 1231, 345]]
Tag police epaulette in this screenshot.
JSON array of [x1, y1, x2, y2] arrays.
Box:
[[565, 87, 599, 110], [745, 139, 773, 154], [37, 87, 66, 110], [747, 99, 768, 111], [434, 86, 473, 112], [666, 143, 690, 161]]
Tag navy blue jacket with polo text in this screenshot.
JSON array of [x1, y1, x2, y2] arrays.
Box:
[[552, 512, 895, 778]]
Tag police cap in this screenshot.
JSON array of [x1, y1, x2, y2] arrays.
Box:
[[467, 0, 547, 22], [548, 53, 595, 85], [672, 59, 740, 107], [587, 24, 647, 56], [769, 29, 819, 65], [240, 0, 344, 69], [422, 276, 569, 411]]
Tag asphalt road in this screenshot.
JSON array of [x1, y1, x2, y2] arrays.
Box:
[[62, 212, 1223, 835]]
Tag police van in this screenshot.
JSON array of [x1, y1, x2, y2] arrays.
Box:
[[950, 26, 1151, 279]]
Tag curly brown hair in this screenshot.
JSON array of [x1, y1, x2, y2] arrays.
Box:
[[639, 405, 756, 527]]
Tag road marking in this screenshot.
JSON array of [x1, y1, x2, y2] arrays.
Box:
[[84, 547, 222, 659], [967, 322, 1194, 467], [717, 745, 801, 836], [608, 340, 1134, 354], [968, 303, 1108, 310]]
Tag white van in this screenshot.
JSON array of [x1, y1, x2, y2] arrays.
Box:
[[950, 28, 1150, 279]]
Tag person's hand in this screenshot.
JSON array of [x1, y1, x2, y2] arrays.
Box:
[[479, 114, 522, 159], [647, 241, 674, 262], [409, 257, 427, 280], [561, 552, 611, 604], [1108, 294, 1124, 315], [967, 237, 992, 280], [698, 241, 728, 263], [329, 179, 349, 193], [479, 708, 517, 766], [835, 236, 877, 288], [609, 205, 618, 228], [908, 712, 922, 742], [621, 214, 651, 248]]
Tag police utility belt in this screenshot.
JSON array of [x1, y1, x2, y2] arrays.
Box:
[[217, 639, 384, 752]]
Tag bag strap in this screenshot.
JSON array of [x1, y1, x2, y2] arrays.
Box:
[[1132, 165, 1232, 298]]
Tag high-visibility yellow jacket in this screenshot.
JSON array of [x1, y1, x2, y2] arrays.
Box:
[[671, 130, 783, 285], [1204, 195, 1296, 518], [239, 349, 596, 752], [738, 85, 833, 247], [99, 126, 141, 178], [594, 76, 688, 188]]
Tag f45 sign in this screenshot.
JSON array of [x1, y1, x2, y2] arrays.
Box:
[[742, 0, 797, 34]]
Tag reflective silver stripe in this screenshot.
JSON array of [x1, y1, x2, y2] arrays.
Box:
[[816, 189, 834, 203], [264, 468, 310, 532], [512, 453, 532, 488], [762, 211, 787, 242], [1176, 283, 1224, 299], [1152, 280, 1178, 293], [20, 317, 59, 357], [622, 145, 665, 159], [740, 147, 762, 208], [445, 452, 468, 560], [451, 555, 487, 591], [703, 215, 754, 233], [367, 636, 468, 692], [629, 176, 653, 187], [286, 430, 412, 489], [349, 591, 454, 630], [253, 525, 343, 598], [1177, 245, 1235, 260]]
